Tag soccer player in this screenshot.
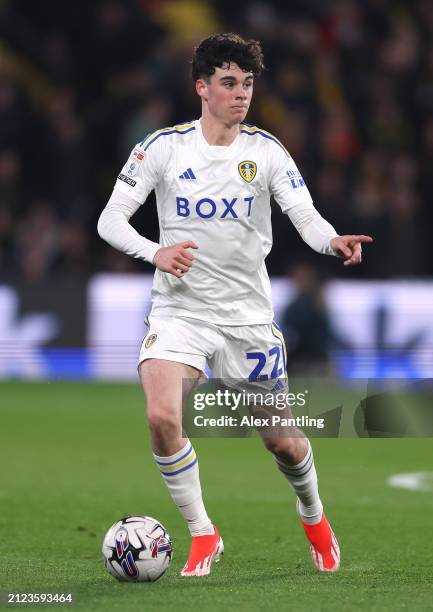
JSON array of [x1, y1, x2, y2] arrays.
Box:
[[98, 33, 372, 576]]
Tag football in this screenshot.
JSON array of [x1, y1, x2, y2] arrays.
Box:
[[102, 515, 173, 582]]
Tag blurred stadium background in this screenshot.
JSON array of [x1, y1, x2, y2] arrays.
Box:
[[0, 0, 432, 380]]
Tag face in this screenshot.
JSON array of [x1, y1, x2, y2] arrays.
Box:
[[196, 63, 254, 126]]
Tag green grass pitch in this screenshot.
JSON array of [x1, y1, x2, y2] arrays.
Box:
[[1, 382, 432, 611]]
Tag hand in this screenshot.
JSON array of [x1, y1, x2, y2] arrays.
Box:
[[330, 235, 373, 266], [153, 240, 198, 278]]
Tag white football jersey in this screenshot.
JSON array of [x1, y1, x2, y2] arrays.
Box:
[[113, 118, 333, 325]]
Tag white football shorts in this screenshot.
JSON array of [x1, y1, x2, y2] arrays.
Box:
[[138, 315, 287, 390]]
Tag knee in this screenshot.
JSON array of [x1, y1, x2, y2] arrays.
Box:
[[147, 406, 180, 441], [262, 434, 308, 462]]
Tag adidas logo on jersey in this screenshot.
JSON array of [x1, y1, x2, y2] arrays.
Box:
[[179, 168, 196, 180]]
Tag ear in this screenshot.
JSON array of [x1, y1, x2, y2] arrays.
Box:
[[196, 78, 208, 101]]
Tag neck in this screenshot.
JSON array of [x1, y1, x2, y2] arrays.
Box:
[[200, 109, 240, 146]]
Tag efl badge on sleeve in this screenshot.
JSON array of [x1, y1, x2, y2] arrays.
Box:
[[238, 161, 257, 183]]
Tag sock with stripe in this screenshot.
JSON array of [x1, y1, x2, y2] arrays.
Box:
[[274, 440, 323, 525], [153, 441, 214, 536]]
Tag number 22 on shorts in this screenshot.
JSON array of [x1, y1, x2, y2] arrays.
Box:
[[246, 346, 285, 382]]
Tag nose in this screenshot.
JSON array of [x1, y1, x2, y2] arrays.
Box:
[[235, 86, 247, 99]]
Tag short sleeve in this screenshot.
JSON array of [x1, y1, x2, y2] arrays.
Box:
[[269, 144, 313, 213], [114, 136, 168, 204]]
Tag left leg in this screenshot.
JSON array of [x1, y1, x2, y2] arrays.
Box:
[[257, 416, 339, 572], [258, 429, 323, 525], [215, 321, 340, 572]]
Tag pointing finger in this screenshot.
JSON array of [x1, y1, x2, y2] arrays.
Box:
[[350, 235, 373, 243]]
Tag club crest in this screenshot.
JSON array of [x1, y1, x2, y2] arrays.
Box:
[[145, 333, 158, 348], [238, 161, 257, 183]]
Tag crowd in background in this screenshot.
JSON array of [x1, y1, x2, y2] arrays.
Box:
[[0, 0, 432, 283]]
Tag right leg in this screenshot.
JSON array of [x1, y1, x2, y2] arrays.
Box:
[[139, 358, 223, 576], [140, 358, 197, 456], [140, 358, 212, 533]]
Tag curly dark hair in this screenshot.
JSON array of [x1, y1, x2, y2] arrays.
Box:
[[192, 33, 265, 81]]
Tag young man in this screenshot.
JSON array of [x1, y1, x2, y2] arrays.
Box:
[[98, 33, 372, 576]]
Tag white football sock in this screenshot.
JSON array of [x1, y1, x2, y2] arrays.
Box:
[[274, 440, 323, 525], [153, 441, 214, 536]]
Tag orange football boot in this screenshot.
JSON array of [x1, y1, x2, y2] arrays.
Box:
[[181, 525, 224, 577], [297, 502, 340, 572]]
